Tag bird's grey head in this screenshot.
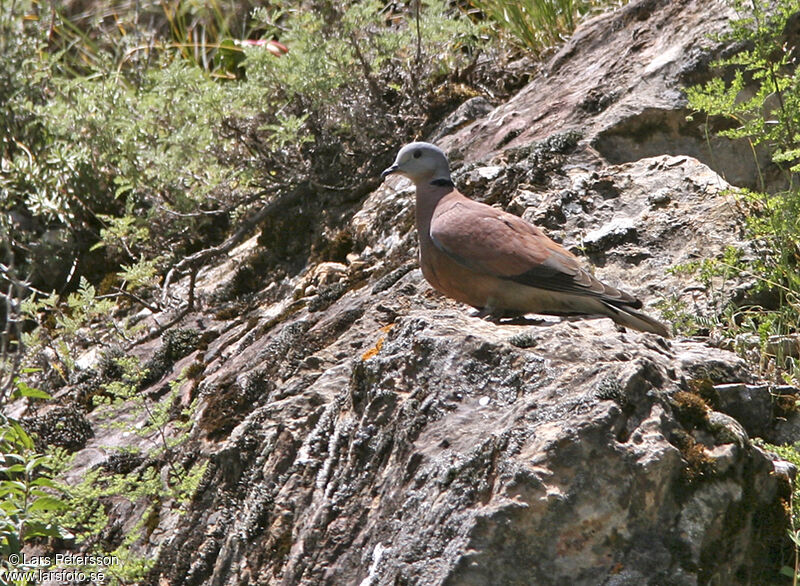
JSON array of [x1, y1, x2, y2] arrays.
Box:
[[381, 142, 452, 185]]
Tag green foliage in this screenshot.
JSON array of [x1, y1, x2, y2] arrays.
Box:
[[470, 0, 627, 54], [756, 440, 800, 582], [48, 465, 157, 583], [240, 0, 485, 179], [37, 62, 238, 271], [684, 0, 800, 381], [0, 413, 71, 583], [43, 450, 206, 584], [118, 258, 161, 293], [686, 0, 800, 174], [11, 374, 52, 402], [161, 0, 235, 71], [688, 4, 800, 576], [19, 277, 129, 381], [39, 355, 205, 583], [653, 296, 699, 337], [94, 356, 147, 406], [657, 246, 745, 338], [174, 459, 209, 506], [92, 214, 150, 255], [1, 0, 488, 321], [94, 356, 197, 456], [686, 0, 800, 177], [1, 4, 56, 213]]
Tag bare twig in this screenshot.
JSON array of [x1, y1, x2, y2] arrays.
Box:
[[187, 268, 197, 312], [0, 250, 25, 404], [0, 288, 23, 403], [97, 288, 161, 314], [0, 264, 47, 297], [161, 191, 292, 303], [133, 310, 187, 348], [157, 205, 226, 218], [415, 0, 422, 66], [348, 33, 383, 103]]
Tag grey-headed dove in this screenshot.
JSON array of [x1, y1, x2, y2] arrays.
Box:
[[381, 142, 670, 337]]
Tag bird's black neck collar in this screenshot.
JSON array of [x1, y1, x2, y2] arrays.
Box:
[[429, 178, 454, 188]]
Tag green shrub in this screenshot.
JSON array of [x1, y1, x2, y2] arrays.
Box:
[[2, 0, 490, 390], [0, 413, 71, 584], [685, 0, 800, 380], [3, 0, 487, 287]]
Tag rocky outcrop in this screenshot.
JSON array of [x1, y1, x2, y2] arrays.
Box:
[[138, 151, 794, 585], [447, 0, 782, 192], [27, 1, 800, 585], [149, 300, 791, 585]]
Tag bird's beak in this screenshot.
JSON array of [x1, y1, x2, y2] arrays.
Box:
[[381, 164, 398, 181]]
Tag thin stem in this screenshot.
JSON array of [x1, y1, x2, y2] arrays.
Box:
[[187, 268, 197, 312], [415, 0, 422, 65], [792, 484, 799, 586], [348, 32, 382, 103], [140, 394, 184, 481]]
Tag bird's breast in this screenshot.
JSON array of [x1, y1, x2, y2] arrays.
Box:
[[419, 240, 500, 309]]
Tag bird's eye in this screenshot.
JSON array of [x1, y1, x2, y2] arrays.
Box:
[[413, 150, 422, 159]]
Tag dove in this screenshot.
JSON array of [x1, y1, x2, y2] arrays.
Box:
[[381, 142, 670, 337]]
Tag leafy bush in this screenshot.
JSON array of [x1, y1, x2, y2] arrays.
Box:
[[688, 4, 800, 578], [756, 439, 800, 583], [0, 413, 71, 584], [1, 0, 491, 393], [0, 3, 105, 301], [685, 0, 800, 380], [40, 449, 208, 584]]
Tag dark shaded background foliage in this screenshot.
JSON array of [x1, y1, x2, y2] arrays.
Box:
[[1, 0, 524, 299]]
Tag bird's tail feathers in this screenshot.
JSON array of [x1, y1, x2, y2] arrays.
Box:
[[603, 302, 671, 338]]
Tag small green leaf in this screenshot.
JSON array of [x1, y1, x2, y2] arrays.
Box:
[[217, 39, 245, 74], [3, 531, 20, 556], [0, 482, 27, 498], [22, 520, 67, 539], [9, 421, 34, 450], [28, 496, 69, 512], [13, 381, 51, 400], [30, 477, 58, 489]]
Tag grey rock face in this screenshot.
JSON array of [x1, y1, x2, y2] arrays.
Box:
[[151, 303, 789, 586], [446, 0, 784, 192]]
